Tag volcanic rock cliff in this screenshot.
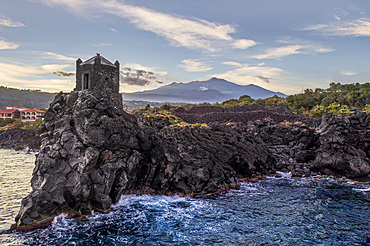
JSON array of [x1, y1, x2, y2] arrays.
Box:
[[312, 112, 370, 178], [13, 89, 276, 230]]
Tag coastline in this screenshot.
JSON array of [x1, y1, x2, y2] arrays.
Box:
[[1, 99, 369, 232], [1, 166, 368, 233]]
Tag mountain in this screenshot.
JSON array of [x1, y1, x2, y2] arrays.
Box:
[[122, 77, 287, 103]]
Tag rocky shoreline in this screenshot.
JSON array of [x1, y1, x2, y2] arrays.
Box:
[[0, 128, 40, 152], [1, 95, 369, 232]]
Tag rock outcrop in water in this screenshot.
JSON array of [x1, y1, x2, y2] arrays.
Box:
[[13, 91, 275, 231]]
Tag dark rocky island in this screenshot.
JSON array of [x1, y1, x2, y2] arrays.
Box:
[[7, 55, 370, 231]]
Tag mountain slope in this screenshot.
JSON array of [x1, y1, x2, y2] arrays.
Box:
[[0, 86, 57, 109], [123, 78, 287, 103]]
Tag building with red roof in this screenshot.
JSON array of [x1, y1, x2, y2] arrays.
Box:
[[0, 105, 45, 121]]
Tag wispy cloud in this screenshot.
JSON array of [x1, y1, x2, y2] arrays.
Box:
[[0, 61, 74, 91], [39, 0, 256, 52], [179, 59, 213, 72], [253, 43, 334, 60], [0, 18, 24, 27], [213, 62, 283, 85], [0, 39, 18, 49], [304, 17, 370, 36], [45, 52, 76, 62], [110, 28, 118, 33]]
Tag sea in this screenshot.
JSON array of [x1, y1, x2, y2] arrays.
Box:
[[0, 148, 369, 246]]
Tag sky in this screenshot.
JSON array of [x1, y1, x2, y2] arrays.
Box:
[[0, 0, 370, 95]]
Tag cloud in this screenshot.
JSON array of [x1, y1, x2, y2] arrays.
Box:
[[223, 61, 242, 67], [253, 44, 334, 59], [45, 52, 76, 62], [0, 18, 24, 27], [179, 59, 213, 72], [0, 39, 19, 49], [41, 64, 70, 72], [341, 71, 358, 76], [304, 17, 370, 36], [110, 28, 118, 33], [255, 76, 271, 83], [53, 71, 75, 77], [123, 63, 168, 76], [212, 63, 283, 85], [39, 0, 255, 52], [0, 61, 74, 92], [233, 39, 257, 49], [121, 64, 167, 86]]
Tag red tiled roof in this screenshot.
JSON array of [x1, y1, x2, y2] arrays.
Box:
[[24, 108, 45, 113], [6, 105, 29, 109], [0, 109, 16, 113]]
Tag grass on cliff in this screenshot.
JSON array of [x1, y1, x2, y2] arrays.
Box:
[[0, 119, 43, 130], [132, 104, 209, 128]]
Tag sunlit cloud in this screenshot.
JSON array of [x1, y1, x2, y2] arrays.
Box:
[[41, 64, 70, 72], [0, 61, 74, 92], [304, 17, 370, 36], [212, 62, 283, 85], [179, 59, 213, 72], [341, 71, 358, 76], [45, 52, 76, 62], [223, 61, 243, 67], [0, 18, 24, 27], [233, 39, 257, 49], [39, 0, 256, 52], [0, 39, 19, 49]]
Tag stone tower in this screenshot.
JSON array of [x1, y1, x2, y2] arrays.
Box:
[[75, 53, 123, 110]]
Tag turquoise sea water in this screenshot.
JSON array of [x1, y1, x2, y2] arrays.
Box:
[[0, 149, 369, 245]]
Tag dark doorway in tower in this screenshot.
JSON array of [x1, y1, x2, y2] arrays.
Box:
[[83, 73, 89, 90]]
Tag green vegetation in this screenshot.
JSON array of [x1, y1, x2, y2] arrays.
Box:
[[219, 95, 288, 108], [131, 82, 370, 118], [133, 104, 209, 128], [286, 82, 370, 116], [0, 118, 43, 130], [0, 86, 57, 109]]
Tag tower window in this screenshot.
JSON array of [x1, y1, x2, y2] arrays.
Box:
[[83, 74, 89, 90]]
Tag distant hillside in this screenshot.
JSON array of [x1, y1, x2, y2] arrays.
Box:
[[0, 86, 57, 109], [123, 77, 287, 103]]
